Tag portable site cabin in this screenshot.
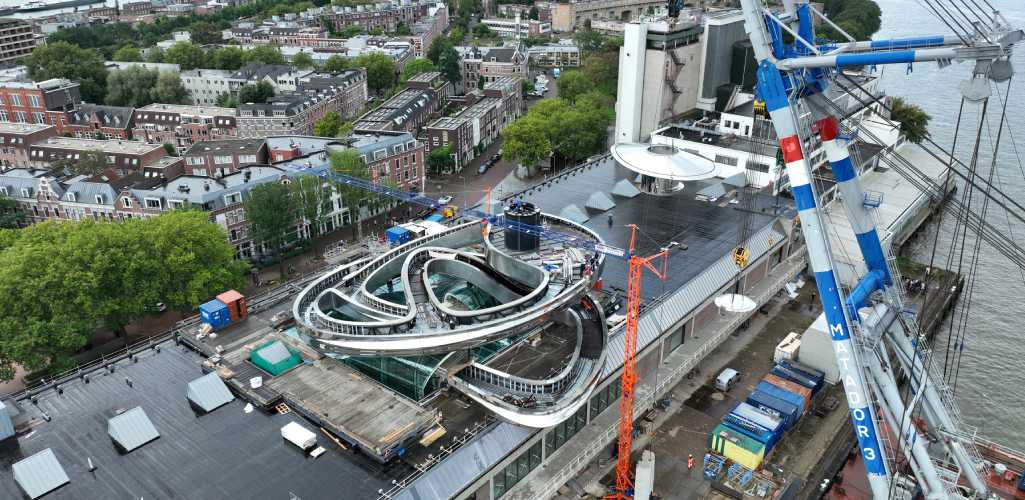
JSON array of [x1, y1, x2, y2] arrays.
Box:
[[709, 423, 765, 470]]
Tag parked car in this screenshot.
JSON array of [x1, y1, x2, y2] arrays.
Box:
[[490, 154, 500, 162], [715, 368, 742, 392], [437, 195, 453, 205], [478, 163, 489, 174]]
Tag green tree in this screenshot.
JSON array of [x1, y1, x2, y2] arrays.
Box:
[[146, 48, 165, 63], [574, 29, 605, 54], [323, 54, 351, 73], [581, 51, 618, 97], [528, 6, 538, 20], [426, 36, 451, 64], [336, 121, 354, 138], [106, 66, 160, 107], [400, 57, 436, 82], [155, 71, 190, 104], [52, 150, 109, 177], [163, 143, 177, 156], [820, 0, 882, 41], [438, 45, 462, 84], [557, 70, 590, 103], [395, 23, 412, 36], [243, 45, 285, 65], [314, 111, 344, 137], [245, 182, 295, 268], [472, 23, 494, 39], [23, 42, 108, 103], [164, 41, 207, 70], [289, 175, 333, 257], [237, 81, 275, 104], [292, 52, 315, 69], [189, 21, 223, 44], [340, 26, 363, 38], [427, 145, 454, 175], [329, 148, 371, 240], [457, 0, 479, 17], [209, 46, 246, 70], [0, 195, 22, 229], [890, 97, 931, 144], [503, 114, 553, 171], [449, 26, 465, 45], [522, 79, 534, 96], [112, 45, 143, 62], [353, 52, 397, 95]]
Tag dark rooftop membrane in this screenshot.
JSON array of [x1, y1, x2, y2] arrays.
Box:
[[511, 156, 794, 303], [0, 340, 395, 500]]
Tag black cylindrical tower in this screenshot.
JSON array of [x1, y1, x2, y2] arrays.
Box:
[[504, 201, 541, 251]]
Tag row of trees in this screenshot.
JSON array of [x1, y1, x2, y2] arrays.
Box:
[[106, 66, 190, 108], [0, 211, 246, 381], [503, 93, 615, 171]]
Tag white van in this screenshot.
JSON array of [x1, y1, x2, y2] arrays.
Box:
[[715, 368, 741, 392]]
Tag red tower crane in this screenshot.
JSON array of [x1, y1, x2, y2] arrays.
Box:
[[610, 225, 674, 499]]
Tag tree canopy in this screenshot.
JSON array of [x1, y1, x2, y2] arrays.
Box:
[[353, 52, 397, 95], [890, 97, 931, 144], [238, 81, 275, 105], [112, 45, 143, 62], [0, 195, 22, 229], [106, 67, 190, 107], [313, 111, 345, 137], [427, 145, 454, 175], [819, 0, 882, 41], [557, 70, 591, 103], [323, 55, 351, 73], [503, 92, 614, 170], [209, 46, 246, 71], [244, 45, 286, 66], [245, 182, 295, 263], [401, 58, 436, 83], [164, 41, 207, 70], [292, 52, 315, 69], [330, 149, 372, 239], [0, 211, 245, 381], [23, 42, 108, 103]]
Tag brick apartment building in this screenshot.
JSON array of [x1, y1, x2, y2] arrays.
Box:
[[322, 3, 419, 33], [353, 72, 451, 134], [0, 79, 81, 134], [0, 18, 39, 67], [29, 137, 168, 173], [132, 104, 238, 152], [66, 104, 135, 140], [460, 46, 528, 92], [341, 131, 426, 192], [0, 123, 57, 170], [183, 139, 269, 177], [237, 70, 368, 138], [425, 76, 522, 171]]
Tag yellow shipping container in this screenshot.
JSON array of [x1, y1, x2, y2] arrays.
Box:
[[710, 424, 765, 470]]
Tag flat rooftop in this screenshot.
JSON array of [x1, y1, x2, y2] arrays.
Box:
[[0, 339, 393, 500], [0, 122, 53, 134], [657, 125, 780, 157], [137, 103, 237, 117], [33, 137, 164, 155], [509, 156, 793, 302]]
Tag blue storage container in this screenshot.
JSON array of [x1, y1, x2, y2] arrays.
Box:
[[757, 381, 807, 418], [776, 360, 825, 393], [199, 299, 230, 330], [747, 389, 800, 429], [732, 402, 784, 434], [386, 226, 411, 246], [771, 365, 820, 394], [723, 415, 780, 453], [426, 214, 444, 222]]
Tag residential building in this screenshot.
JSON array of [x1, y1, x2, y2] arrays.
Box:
[[353, 72, 450, 134], [321, 3, 419, 33], [497, 3, 551, 22], [481, 17, 551, 38], [180, 69, 237, 106], [0, 168, 72, 224], [237, 69, 368, 138], [459, 46, 528, 92], [183, 138, 269, 178], [424, 76, 522, 171], [335, 131, 426, 192], [0, 18, 40, 66], [407, 3, 449, 57], [231, 63, 314, 94], [132, 104, 239, 152], [526, 43, 581, 67], [0, 122, 57, 169], [29, 137, 168, 173], [120, 1, 155, 17], [65, 104, 135, 140], [0, 79, 82, 135], [550, 0, 666, 32]]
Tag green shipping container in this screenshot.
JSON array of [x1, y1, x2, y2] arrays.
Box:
[[709, 423, 765, 470]]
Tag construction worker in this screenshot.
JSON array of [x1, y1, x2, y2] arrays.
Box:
[[687, 454, 695, 471]]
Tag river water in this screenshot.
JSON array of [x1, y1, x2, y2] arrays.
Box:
[[875, 0, 1025, 449]]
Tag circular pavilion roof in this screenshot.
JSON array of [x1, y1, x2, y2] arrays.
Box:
[[611, 143, 722, 181]]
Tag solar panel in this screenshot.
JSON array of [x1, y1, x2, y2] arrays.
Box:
[[108, 407, 160, 453], [12, 448, 70, 499], [186, 372, 235, 413]]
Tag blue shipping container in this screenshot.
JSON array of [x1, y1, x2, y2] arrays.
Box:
[[747, 390, 800, 429], [723, 415, 780, 453], [777, 361, 825, 392], [199, 299, 230, 330], [771, 365, 821, 394], [732, 402, 784, 434], [386, 226, 411, 246], [757, 381, 807, 418]]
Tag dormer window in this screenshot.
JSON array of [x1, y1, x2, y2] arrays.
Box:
[[66, 192, 76, 202], [95, 194, 104, 204], [122, 197, 133, 208]]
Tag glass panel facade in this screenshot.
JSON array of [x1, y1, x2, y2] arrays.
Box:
[[545, 406, 587, 458], [493, 440, 543, 499], [590, 376, 622, 420]]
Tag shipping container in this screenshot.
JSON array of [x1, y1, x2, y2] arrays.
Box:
[[386, 226, 412, 246], [216, 290, 247, 323], [723, 415, 780, 453], [732, 402, 783, 433], [747, 389, 800, 429], [777, 360, 825, 393], [709, 423, 765, 470], [763, 374, 812, 413], [756, 381, 806, 419], [770, 365, 820, 394], [199, 299, 230, 330], [774, 332, 801, 363]]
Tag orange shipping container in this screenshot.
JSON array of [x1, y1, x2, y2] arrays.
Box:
[[216, 290, 248, 322], [763, 374, 811, 413]]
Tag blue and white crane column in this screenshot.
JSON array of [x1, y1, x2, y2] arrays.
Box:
[[739, 1, 890, 497]]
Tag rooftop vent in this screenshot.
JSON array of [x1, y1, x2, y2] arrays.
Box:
[[107, 406, 160, 453], [186, 372, 235, 414], [12, 448, 70, 499]]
